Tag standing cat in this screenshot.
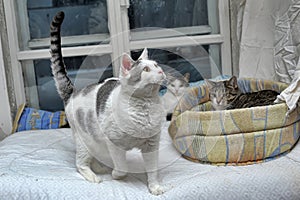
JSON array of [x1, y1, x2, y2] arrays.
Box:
[[162, 73, 190, 116], [205, 76, 279, 110], [50, 11, 166, 195]]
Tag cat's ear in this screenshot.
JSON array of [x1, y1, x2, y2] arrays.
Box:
[[138, 48, 149, 60], [184, 73, 190, 82], [121, 53, 134, 77], [228, 76, 238, 88], [205, 79, 215, 89]]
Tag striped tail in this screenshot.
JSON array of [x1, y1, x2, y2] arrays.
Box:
[[50, 11, 74, 103]]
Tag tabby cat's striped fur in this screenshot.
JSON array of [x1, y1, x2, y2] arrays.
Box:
[[50, 11, 166, 195], [205, 76, 279, 110]]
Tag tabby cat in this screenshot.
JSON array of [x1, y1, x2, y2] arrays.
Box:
[[205, 76, 279, 110], [50, 11, 166, 195], [162, 73, 190, 118]]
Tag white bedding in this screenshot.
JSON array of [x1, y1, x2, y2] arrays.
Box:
[[0, 122, 300, 200]]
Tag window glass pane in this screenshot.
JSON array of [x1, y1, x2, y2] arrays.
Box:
[[131, 45, 221, 84], [26, 0, 109, 39], [128, 0, 219, 40], [22, 54, 113, 111]]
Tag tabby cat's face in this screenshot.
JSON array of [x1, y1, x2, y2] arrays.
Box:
[[167, 73, 190, 96], [205, 76, 239, 110]]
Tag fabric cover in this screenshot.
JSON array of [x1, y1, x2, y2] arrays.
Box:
[[12, 104, 68, 133], [169, 78, 300, 164], [1, 123, 300, 199], [275, 76, 300, 115]]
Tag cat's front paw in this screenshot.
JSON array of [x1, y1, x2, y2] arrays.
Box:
[[148, 184, 165, 195], [112, 169, 127, 180], [78, 168, 102, 183]]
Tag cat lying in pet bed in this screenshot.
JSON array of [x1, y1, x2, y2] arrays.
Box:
[[168, 77, 300, 165], [205, 76, 279, 110]]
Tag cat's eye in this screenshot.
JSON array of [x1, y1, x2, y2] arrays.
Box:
[[171, 84, 175, 87], [143, 66, 150, 72]]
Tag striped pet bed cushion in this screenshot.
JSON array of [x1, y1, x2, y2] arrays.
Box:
[[168, 78, 300, 165]]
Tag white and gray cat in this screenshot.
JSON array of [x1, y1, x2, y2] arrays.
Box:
[[50, 12, 166, 195], [162, 73, 190, 119]]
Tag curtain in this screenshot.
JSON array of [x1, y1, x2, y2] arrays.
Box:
[[237, 0, 300, 113], [238, 0, 300, 84]]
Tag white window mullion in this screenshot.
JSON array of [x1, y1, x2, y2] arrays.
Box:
[[107, 0, 129, 77], [17, 44, 112, 60], [3, 0, 26, 107], [16, 1, 30, 50], [28, 33, 110, 49], [120, 0, 130, 54], [130, 26, 212, 41], [17, 1, 39, 108], [130, 34, 224, 50], [219, 0, 232, 75], [207, 0, 221, 77]]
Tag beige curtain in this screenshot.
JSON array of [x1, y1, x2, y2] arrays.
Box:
[[238, 0, 300, 84], [237, 0, 300, 113]]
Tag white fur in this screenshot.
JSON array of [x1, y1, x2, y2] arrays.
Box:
[[162, 76, 189, 114], [66, 49, 166, 195], [163, 79, 188, 113]]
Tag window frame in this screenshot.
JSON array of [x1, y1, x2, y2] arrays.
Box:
[[0, 36, 13, 135], [3, 0, 232, 108]]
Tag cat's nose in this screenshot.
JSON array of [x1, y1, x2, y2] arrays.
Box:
[[217, 98, 222, 104], [158, 70, 166, 79]]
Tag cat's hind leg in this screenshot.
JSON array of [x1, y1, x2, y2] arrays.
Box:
[[106, 143, 128, 180], [91, 157, 111, 174], [75, 135, 102, 183]]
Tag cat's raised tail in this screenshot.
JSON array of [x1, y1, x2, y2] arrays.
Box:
[[50, 11, 74, 103]]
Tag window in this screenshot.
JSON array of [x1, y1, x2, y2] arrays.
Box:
[[3, 0, 231, 111]]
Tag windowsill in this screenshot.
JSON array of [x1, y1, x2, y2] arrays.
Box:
[[27, 25, 213, 49], [130, 25, 213, 41]]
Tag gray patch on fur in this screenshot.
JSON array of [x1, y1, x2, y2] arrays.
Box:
[[96, 79, 120, 116], [75, 108, 88, 133], [86, 110, 98, 136], [75, 108, 98, 136], [72, 83, 99, 98], [82, 83, 99, 96], [127, 61, 142, 85]]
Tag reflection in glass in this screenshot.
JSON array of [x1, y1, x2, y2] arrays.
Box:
[[27, 0, 108, 39], [23, 55, 113, 111], [128, 0, 208, 29], [131, 45, 221, 84]]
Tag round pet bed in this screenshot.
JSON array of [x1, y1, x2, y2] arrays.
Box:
[[168, 78, 300, 165]]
